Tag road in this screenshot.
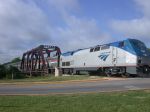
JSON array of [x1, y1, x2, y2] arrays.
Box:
[[0, 78, 150, 95]]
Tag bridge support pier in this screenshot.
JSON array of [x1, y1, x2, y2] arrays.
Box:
[[55, 67, 62, 77]]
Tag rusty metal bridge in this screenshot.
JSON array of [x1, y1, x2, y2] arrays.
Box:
[[20, 45, 61, 75]]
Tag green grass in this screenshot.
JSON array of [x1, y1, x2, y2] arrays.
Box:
[[0, 75, 92, 83], [0, 90, 150, 112]]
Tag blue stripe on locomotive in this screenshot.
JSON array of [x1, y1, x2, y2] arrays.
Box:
[[110, 39, 136, 55], [61, 39, 150, 57], [110, 39, 150, 57], [99, 54, 109, 61]]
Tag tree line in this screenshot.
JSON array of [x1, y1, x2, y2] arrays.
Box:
[[0, 57, 24, 79]]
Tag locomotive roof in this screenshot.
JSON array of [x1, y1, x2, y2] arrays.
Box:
[[61, 38, 145, 56]]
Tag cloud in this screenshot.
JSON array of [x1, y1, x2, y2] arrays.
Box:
[[0, 0, 51, 63], [52, 15, 111, 51], [48, 0, 112, 51], [0, 0, 112, 63], [48, 0, 79, 12], [111, 0, 150, 45], [111, 18, 150, 41], [135, 0, 150, 17]]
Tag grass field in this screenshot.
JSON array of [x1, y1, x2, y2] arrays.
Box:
[[0, 75, 94, 83], [0, 90, 150, 112]]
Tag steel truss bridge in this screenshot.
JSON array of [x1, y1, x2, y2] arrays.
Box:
[[20, 45, 61, 75]]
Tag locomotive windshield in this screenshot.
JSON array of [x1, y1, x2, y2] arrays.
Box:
[[129, 39, 150, 56], [130, 39, 147, 51]]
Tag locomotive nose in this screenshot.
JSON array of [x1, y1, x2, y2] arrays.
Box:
[[137, 56, 150, 76], [143, 65, 150, 74], [138, 56, 150, 65]]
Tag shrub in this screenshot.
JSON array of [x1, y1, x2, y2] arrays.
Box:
[[6, 66, 24, 79], [0, 65, 24, 79], [0, 65, 6, 79]]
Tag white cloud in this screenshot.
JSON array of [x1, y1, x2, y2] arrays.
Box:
[[0, 0, 112, 63], [48, 0, 79, 12], [0, 0, 51, 63], [111, 18, 150, 40], [48, 0, 112, 51], [136, 0, 150, 17], [111, 0, 150, 45], [52, 15, 111, 51]]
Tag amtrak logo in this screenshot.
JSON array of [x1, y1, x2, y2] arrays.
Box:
[[98, 52, 110, 61]]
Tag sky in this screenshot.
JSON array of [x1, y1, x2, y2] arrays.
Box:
[[0, 0, 150, 63]]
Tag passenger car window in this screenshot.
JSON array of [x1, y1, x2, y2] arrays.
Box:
[[62, 62, 70, 66], [62, 62, 65, 66], [66, 62, 70, 66]]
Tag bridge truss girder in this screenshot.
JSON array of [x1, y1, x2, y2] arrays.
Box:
[[20, 45, 61, 75]]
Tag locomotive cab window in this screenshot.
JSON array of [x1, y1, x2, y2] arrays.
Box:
[[90, 48, 94, 52], [94, 47, 100, 52], [101, 45, 110, 50]]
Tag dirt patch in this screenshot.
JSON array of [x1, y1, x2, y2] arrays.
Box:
[[102, 77, 126, 81]]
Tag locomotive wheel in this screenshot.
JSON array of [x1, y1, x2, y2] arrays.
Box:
[[106, 73, 112, 77], [105, 71, 112, 77], [121, 73, 130, 78], [143, 66, 150, 74], [104, 68, 111, 77]]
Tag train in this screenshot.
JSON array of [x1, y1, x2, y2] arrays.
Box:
[[55, 38, 150, 77], [20, 38, 150, 77]]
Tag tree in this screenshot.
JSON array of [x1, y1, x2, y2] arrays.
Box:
[[0, 64, 6, 79], [6, 66, 24, 79], [0, 64, 24, 79], [11, 57, 21, 63]]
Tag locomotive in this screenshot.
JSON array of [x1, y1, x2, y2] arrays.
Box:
[[58, 39, 150, 77]]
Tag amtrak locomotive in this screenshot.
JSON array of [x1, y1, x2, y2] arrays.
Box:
[[59, 39, 150, 77]]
